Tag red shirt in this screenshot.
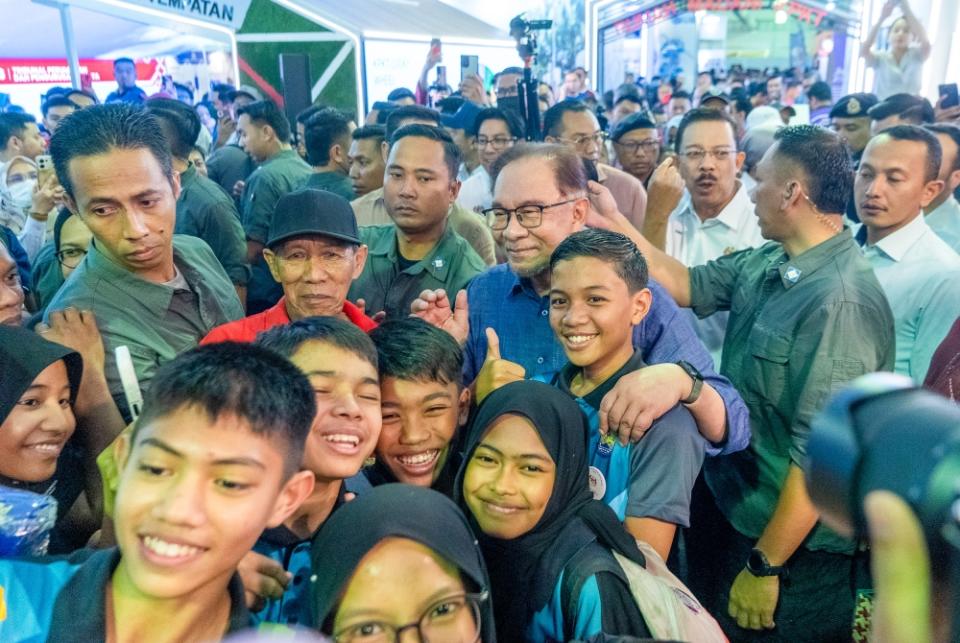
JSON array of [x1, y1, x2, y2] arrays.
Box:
[[201, 297, 377, 345]]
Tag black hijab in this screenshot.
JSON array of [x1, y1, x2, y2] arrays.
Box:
[[454, 380, 645, 641], [310, 483, 496, 642], [0, 324, 83, 488]]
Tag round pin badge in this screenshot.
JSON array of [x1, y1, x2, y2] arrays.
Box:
[[588, 466, 607, 500]]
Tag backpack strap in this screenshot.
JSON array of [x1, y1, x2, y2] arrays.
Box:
[[560, 543, 627, 642]]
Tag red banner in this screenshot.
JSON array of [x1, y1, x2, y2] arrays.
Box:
[[0, 59, 160, 85]]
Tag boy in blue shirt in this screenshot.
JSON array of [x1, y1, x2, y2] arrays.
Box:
[[0, 343, 317, 642], [545, 228, 706, 560]]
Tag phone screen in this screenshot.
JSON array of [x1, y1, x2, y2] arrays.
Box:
[[939, 83, 959, 109]]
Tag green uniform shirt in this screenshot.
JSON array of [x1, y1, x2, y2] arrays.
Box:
[[44, 235, 244, 413], [31, 241, 63, 310], [302, 170, 355, 201], [348, 224, 486, 320], [176, 163, 249, 285], [689, 231, 894, 553]]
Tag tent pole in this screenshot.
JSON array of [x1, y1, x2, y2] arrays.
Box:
[[58, 4, 82, 89]]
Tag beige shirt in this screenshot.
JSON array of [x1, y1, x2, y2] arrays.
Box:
[[598, 163, 647, 230], [351, 187, 496, 266]]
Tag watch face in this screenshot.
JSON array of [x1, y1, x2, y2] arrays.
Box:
[[748, 550, 765, 572]]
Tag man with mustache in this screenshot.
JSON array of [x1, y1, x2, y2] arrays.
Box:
[[854, 124, 960, 382], [642, 108, 764, 360]]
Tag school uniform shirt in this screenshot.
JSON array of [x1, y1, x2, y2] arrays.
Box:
[[457, 166, 492, 215], [202, 296, 376, 344], [240, 149, 313, 311], [869, 47, 925, 99], [347, 223, 486, 321], [926, 197, 960, 254], [302, 170, 356, 202], [540, 351, 705, 525], [0, 548, 252, 641], [350, 187, 497, 266], [690, 230, 894, 553], [665, 182, 764, 363], [44, 235, 244, 415], [462, 264, 752, 457], [855, 215, 960, 382], [176, 162, 249, 286]]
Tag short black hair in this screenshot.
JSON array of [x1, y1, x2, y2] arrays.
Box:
[[254, 316, 378, 371], [173, 82, 194, 102], [772, 125, 853, 214], [133, 342, 315, 478], [0, 113, 36, 149], [469, 107, 524, 139], [807, 81, 832, 103], [370, 318, 463, 387], [304, 107, 353, 166], [237, 100, 291, 142], [42, 95, 76, 118], [351, 124, 385, 144], [876, 124, 943, 183], [868, 93, 935, 124], [113, 57, 135, 68], [388, 87, 416, 102], [925, 123, 960, 172], [550, 228, 648, 293], [435, 96, 465, 115], [389, 123, 461, 181], [670, 90, 692, 102], [542, 100, 592, 138], [611, 112, 657, 142], [384, 105, 441, 142], [674, 107, 738, 153], [49, 103, 173, 198], [213, 83, 236, 104], [296, 104, 324, 126], [614, 93, 644, 108], [145, 97, 202, 160], [732, 96, 753, 116]]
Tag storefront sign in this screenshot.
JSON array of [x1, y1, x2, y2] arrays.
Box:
[[139, 0, 252, 29], [613, 0, 827, 32], [0, 59, 159, 85]]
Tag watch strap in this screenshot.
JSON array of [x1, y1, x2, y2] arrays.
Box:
[[746, 548, 786, 577], [676, 360, 703, 404]]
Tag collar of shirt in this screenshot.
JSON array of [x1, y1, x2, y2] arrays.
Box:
[[261, 148, 301, 169], [926, 197, 960, 228], [47, 548, 251, 639], [258, 482, 349, 546], [506, 268, 546, 302], [854, 212, 929, 262], [178, 162, 198, 191], [85, 237, 197, 315], [674, 181, 753, 231], [556, 349, 647, 410], [776, 228, 856, 289], [366, 223, 458, 279]]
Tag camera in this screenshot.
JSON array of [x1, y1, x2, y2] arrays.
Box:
[[807, 373, 960, 635], [509, 14, 553, 61]]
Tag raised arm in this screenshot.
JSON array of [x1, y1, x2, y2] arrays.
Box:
[[860, 0, 897, 65], [899, 0, 932, 60]]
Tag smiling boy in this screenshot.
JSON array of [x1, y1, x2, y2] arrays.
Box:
[[365, 318, 470, 494], [241, 316, 382, 625], [544, 228, 706, 560], [0, 343, 316, 642]]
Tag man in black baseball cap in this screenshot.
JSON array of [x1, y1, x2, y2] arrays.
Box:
[[830, 92, 879, 166], [868, 92, 935, 135], [202, 188, 376, 343]]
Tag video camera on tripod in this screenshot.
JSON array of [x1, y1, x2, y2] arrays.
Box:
[[508, 13, 552, 141]]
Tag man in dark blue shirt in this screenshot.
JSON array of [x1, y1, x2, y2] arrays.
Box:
[[413, 143, 750, 456], [104, 58, 146, 106]]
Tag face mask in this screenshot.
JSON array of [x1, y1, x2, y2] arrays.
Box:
[[7, 180, 35, 211]]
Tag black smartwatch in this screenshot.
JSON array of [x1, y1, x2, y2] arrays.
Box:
[[676, 360, 703, 404], [746, 549, 786, 578]]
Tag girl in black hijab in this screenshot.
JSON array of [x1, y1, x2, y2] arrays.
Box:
[[455, 380, 651, 643], [310, 483, 495, 642], [0, 325, 84, 552]]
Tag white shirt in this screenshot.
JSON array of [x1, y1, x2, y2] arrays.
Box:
[[870, 47, 924, 100], [926, 197, 960, 254], [666, 181, 765, 363], [856, 214, 960, 382], [457, 166, 492, 215]]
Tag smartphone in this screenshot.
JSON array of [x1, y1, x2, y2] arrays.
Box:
[[36, 154, 56, 187], [116, 345, 144, 420], [436, 65, 447, 86], [461, 55, 479, 79], [430, 38, 442, 60], [939, 83, 959, 109]]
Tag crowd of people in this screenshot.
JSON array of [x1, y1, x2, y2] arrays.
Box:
[[0, 1, 958, 640]]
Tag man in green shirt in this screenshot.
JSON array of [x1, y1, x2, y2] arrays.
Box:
[[349, 124, 485, 320], [301, 107, 356, 201], [237, 100, 313, 313], [45, 103, 243, 416], [146, 98, 249, 305], [598, 124, 894, 640]]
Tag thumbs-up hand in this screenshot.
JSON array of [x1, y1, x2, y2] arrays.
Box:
[[474, 328, 526, 404]]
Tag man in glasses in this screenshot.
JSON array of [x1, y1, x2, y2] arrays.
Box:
[[458, 107, 525, 214], [642, 108, 764, 360], [611, 113, 661, 188], [543, 100, 648, 230]]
